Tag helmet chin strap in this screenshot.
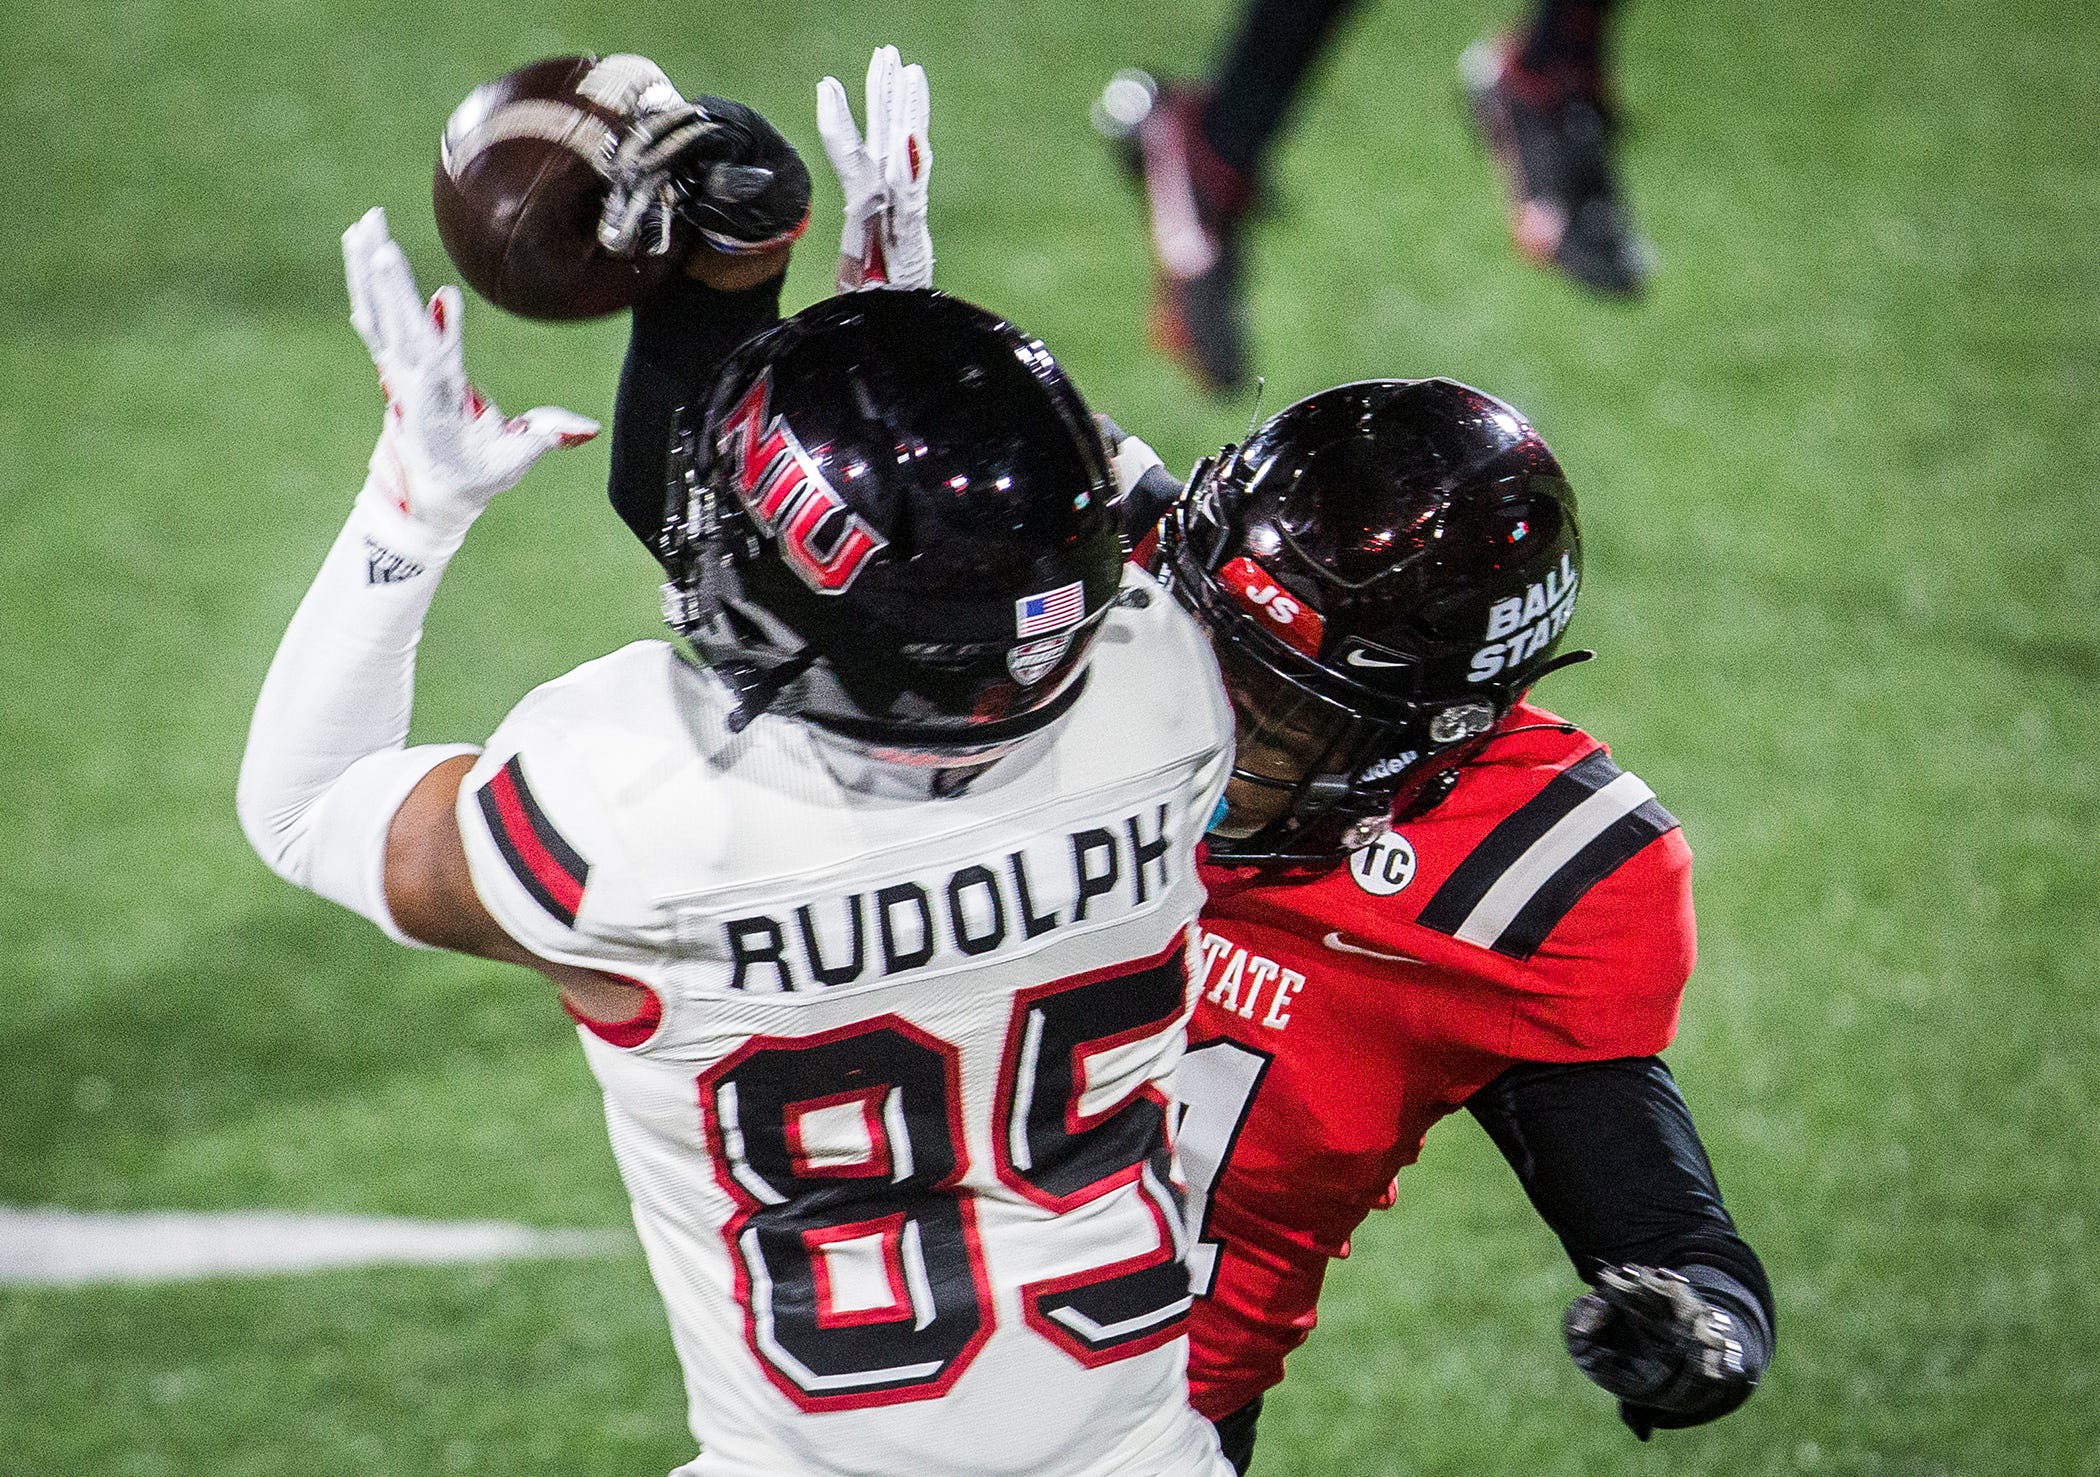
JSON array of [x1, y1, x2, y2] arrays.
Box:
[[1208, 713, 1401, 866], [722, 645, 820, 733], [1211, 698, 1591, 866], [1529, 647, 1596, 682]]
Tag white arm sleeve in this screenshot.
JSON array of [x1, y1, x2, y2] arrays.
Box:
[[236, 488, 480, 946]]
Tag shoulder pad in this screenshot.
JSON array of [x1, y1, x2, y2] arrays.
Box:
[[1414, 747, 1680, 960], [455, 643, 684, 967]]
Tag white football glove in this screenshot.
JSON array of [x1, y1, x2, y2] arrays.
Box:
[[1095, 413, 1166, 499], [817, 46, 933, 291], [1092, 411, 1183, 547], [343, 208, 598, 541]]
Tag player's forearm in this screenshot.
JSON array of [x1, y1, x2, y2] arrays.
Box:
[[242, 211, 593, 943], [609, 269, 787, 557], [1468, 1056, 1774, 1425], [236, 490, 478, 941], [1471, 1060, 1767, 1286], [685, 242, 793, 290]]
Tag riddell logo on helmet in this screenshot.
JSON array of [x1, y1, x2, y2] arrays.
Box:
[[1221, 557, 1324, 658], [1469, 552, 1577, 682], [718, 371, 889, 594], [1357, 751, 1421, 785]]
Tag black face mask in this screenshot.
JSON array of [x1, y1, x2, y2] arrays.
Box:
[[1201, 618, 1442, 862]]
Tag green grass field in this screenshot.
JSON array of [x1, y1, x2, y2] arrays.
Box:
[[4, 0, 2095, 1472]]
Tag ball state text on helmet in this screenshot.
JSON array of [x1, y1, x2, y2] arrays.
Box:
[[1469, 553, 1577, 682]]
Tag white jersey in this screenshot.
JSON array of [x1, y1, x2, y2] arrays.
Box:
[[457, 570, 1234, 1477]]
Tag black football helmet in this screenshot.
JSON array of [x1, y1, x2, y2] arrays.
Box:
[[658, 289, 1124, 747], [1157, 378, 1588, 864]]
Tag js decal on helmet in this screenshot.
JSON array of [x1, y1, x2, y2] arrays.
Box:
[[1157, 377, 1589, 865], [658, 289, 1125, 746], [1219, 556, 1324, 657]]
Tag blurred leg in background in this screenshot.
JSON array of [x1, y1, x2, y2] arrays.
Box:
[[1097, 0, 1362, 392], [1099, 0, 1650, 394], [1463, 0, 1652, 297]]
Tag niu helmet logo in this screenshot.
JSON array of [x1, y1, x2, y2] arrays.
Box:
[[717, 370, 888, 594]]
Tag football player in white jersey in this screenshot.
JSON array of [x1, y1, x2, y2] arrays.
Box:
[[237, 56, 1235, 1477]]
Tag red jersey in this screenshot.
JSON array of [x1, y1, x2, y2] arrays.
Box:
[[1174, 704, 1697, 1420]]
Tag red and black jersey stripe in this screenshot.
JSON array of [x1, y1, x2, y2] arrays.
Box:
[[476, 756, 591, 927]]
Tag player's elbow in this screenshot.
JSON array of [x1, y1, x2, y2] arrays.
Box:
[[235, 755, 316, 889], [236, 746, 484, 951]]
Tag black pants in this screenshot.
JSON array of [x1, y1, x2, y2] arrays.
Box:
[[1212, 1395, 1265, 1475]]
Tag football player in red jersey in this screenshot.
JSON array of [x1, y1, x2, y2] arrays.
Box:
[[1106, 380, 1772, 1469]]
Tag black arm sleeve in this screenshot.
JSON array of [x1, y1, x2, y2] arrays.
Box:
[[1468, 1057, 1775, 1426], [608, 269, 787, 560]]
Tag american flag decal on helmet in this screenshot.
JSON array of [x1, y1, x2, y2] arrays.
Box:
[[1016, 581, 1087, 637], [476, 756, 591, 928]]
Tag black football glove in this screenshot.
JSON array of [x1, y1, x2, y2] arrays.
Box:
[[1563, 1265, 1760, 1440], [599, 92, 812, 260]]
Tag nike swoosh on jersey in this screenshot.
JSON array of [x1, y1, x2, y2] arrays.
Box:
[[1321, 931, 1427, 965]]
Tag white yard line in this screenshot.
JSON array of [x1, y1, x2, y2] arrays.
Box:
[[0, 1205, 630, 1287]]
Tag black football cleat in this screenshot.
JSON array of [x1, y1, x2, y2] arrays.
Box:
[[1093, 69, 1252, 393], [1460, 38, 1654, 296]]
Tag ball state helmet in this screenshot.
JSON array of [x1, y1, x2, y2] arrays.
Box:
[[658, 289, 1124, 747], [1158, 378, 1589, 864]]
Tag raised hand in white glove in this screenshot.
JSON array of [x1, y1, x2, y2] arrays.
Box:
[[343, 208, 598, 545], [817, 45, 932, 291]]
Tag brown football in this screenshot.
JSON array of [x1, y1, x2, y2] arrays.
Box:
[[433, 55, 675, 321]]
